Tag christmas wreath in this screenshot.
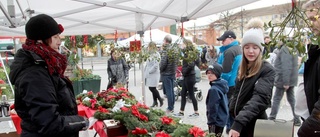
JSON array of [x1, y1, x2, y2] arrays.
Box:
[[77, 87, 213, 137]]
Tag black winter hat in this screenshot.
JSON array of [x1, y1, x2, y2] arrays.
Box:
[[25, 14, 64, 40], [206, 63, 223, 78]]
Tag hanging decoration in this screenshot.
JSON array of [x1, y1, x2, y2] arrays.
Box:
[[114, 30, 118, 43], [264, 0, 313, 62], [83, 35, 88, 46], [150, 27, 152, 42], [181, 22, 184, 37], [70, 35, 76, 47], [129, 40, 141, 52]]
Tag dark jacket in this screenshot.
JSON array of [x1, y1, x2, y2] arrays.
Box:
[[229, 61, 275, 136], [107, 57, 129, 85], [274, 45, 298, 88], [217, 41, 242, 87], [160, 44, 178, 76], [206, 78, 229, 128], [9, 49, 86, 137], [298, 44, 320, 137]]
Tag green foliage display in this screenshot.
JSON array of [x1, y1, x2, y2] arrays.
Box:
[[64, 35, 106, 49], [70, 69, 101, 81], [0, 64, 13, 99], [77, 87, 211, 137], [116, 37, 199, 66], [264, 1, 317, 62]]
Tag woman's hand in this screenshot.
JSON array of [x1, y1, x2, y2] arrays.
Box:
[[228, 129, 240, 137]]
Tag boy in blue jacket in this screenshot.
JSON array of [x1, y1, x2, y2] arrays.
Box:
[[206, 63, 229, 136]]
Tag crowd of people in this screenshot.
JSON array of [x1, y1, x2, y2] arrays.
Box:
[[6, 0, 320, 136]]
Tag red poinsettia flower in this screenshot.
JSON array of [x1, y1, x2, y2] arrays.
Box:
[[138, 114, 149, 122], [131, 105, 140, 117], [131, 127, 148, 135], [0, 79, 5, 84], [160, 116, 173, 125], [118, 87, 127, 92], [136, 102, 149, 109], [189, 126, 205, 137], [89, 99, 97, 109], [155, 131, 171, 137], [107, 95, 116, 101], [120, 93, 130, 98], [98, 106, 108, 113], [120, 106, 129, 112], [87, 91, 93, 95]]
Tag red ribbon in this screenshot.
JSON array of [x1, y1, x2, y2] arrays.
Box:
[[291, 0, 295, 8], [70, 36, 76, 47], [83, 35, 88, 45], [115, 30, 118, 42]]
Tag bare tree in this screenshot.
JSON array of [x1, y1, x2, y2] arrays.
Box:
[[216, 10, 240, 31]]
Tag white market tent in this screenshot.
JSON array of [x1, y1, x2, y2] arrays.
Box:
[[0, 0, 258, 37], [117, 29, 187, 47]]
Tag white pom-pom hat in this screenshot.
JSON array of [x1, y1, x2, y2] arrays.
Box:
[[241, 18, 265, 51]]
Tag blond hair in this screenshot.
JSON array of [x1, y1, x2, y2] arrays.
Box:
[[237, 51, 263, 80]]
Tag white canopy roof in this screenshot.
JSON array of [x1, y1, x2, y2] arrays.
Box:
[[117, 29, 186, 47], [0, 0, 257, 37]]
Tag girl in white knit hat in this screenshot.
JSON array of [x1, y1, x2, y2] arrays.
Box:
[[228, 18, 276, 137]]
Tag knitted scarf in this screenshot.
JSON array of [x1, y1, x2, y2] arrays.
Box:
[[23, 39, 67, 77]]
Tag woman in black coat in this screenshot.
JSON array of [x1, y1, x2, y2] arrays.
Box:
[[9, 14, 88, 137]]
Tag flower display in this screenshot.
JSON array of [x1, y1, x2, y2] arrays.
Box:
[[77, 87, 213, 137], [189, 126, 206, 137]]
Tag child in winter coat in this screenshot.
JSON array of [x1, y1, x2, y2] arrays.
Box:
[[206, 63, 229, 137]]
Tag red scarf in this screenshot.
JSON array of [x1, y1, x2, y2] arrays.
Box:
[[23, 39, 67, 77]]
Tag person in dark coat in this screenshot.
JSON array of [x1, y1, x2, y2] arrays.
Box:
[[228, 18, 275, 137], [205, 63, 229, 137], [9, 14, 88, 137], [5, 45, 15, 66], [107, 49, 129, 89], [160, 35, 179, 115], [298, 1, 320, 136], [173, 40, 200, 118]]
